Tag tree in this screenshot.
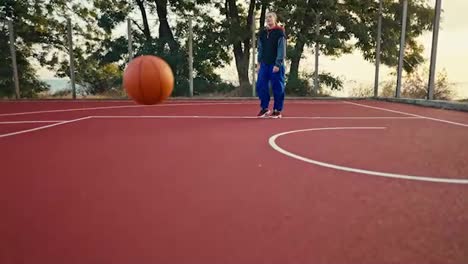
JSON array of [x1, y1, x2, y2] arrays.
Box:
[[0, 0, 52, 97], [349, 0, 433, 73], [222, 0, 256, 96], [31, 0, 123, 96], [258, 0, 270, 29], [270, 0, 433, 95], [94, 0, 231, 95], [171, 0, 232, 94], [0, 0, 121, 97]]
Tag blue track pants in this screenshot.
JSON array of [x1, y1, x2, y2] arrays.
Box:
[[256, 63, 285, 111]]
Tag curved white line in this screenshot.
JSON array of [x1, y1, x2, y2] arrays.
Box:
[[269, 127, 468, 184]]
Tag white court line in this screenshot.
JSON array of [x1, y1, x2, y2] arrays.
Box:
[[0, 114, 419, 138], [269, 127, 468, 184], [93, 115, 259, 119], [92, 115, 422, 120], [0, 100, 129, 103], [275, 116, 421, 120], [0, 116, 91, 139], [0, 101, 345, 117], [0, 102, 251, 117], [0, 104, 145, 117], [345, 101, 468, 128], [0, 120, 65, 124]]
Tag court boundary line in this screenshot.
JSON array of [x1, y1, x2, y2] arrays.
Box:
[[269, 127, 468, 184], [344, 101, 468, 128], [0, 104, 147, 117], [0, 116, 92, 139], [0, 120, 65, 124], [91, 115, 423, 120], [0, 101, 345, 117]]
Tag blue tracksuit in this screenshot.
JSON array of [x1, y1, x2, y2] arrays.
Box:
[[257, 26, 286, 111]]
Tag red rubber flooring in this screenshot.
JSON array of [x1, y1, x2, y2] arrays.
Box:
[[0, 99, 467, 264]]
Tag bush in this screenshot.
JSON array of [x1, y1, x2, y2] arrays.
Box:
[[380, 82, 395, 97], [173, 76, 190, 96], [193, 77, 236, 96], [350, 85, 374, 97], [286, 72, 343, 96], [286, 76, 310, 96], [77, 63, 122, 95], [52, 89, 72, 97], [378, 68, 455, 100]]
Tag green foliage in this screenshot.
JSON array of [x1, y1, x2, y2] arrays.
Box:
[[77, 62, 122, 95], [318, 72, 344, 91], [175, 12, 231, 81], [362, 0, 434, 73], [193, 77, 236, 96], [272, 0, 434, 85], [0, 1, 51, 97], [286, 71, 343, 96], [0, 0, 116, 97], [275, 0, 353, 57], [92, 0, 230, 96], [286, 76, 311, 96]]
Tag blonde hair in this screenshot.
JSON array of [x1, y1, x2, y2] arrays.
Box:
[[266, 12, 283, 27], [267, 12, 278, 21]]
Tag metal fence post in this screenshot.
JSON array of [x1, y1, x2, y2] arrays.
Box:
[[7, 20, 20, 99], [127, 18, 133, 61], [313, 11, 320, 95], [188, 16, 194, 97], [374, 0, 383, 98], [427, 0, 442, 100], [67, 18, 77, 100], [395, 0, 408, 98], [251, 12, 256, 97]]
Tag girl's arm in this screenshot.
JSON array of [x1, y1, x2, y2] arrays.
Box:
[[257, 38, 263, 64], [275, 36, 286, 67]]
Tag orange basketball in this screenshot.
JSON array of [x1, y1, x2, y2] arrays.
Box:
[[123, 55, 174, 105]]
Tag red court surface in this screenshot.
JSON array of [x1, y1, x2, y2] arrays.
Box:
[[1, 99, 467, 264]]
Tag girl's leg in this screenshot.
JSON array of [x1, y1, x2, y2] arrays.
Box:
[[271, 65, 286, 112], [256, 63, 272, 110]]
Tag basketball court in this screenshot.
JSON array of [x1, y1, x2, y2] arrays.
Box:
[[1, 99, 468, 263]]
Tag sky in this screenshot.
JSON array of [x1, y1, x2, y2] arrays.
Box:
[[39, 0, 468, 98]]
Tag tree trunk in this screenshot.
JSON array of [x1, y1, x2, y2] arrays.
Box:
[[287, 0, 314, 83], [135, 0, 151, 39], [154, 0, 178, 52], [225, 0, 255, 96], [233, 63, 252, 96], [259, 1, 268, 29], [288, 40, 305, 81], [233, 43, 251, 95]]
